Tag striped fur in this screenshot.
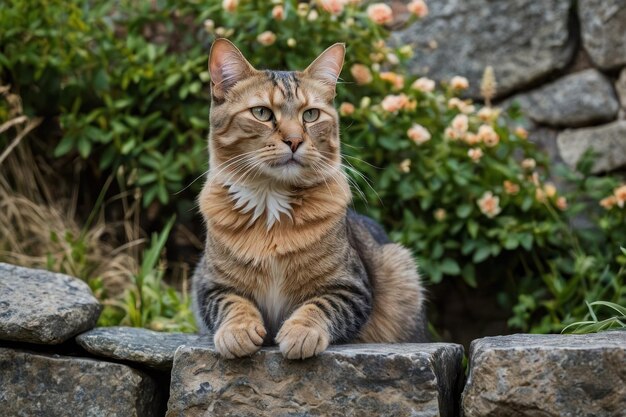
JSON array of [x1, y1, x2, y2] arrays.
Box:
[[193, 39, 426, 359]]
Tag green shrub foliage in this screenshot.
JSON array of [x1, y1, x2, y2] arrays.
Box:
[[1, 0, 624, 334]]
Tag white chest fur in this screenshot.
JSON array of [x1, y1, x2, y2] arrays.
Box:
[[253, 257, 291, 334], [227, 181, 293, 229]]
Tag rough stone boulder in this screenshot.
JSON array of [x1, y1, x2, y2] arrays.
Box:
[[616, 68, 626, 110], [511, 69, 619, 127], [0, 263, 101, 344], [76, 326, 211, 370], [392, 0, 575, 98], [462, 332, 626, 417], [0, 347, 162, 417], [579, 0, 626, 69], [167, 343, 464, 417], [556, 121, 626, 173]]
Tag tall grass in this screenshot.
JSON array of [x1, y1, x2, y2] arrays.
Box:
[[0, 88, 196, 332]]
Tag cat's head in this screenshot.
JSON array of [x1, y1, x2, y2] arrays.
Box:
[[207, 39, 345, 188]]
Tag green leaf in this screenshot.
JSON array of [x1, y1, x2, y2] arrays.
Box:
[[462, 263, 477, 288], [54, 135, 75, 157], [456, 204, 472, 219], [473, 246, 491, 263], [520, 233, 533, 250], [467, 220, 479, 238], [440, 258, 461, 275]]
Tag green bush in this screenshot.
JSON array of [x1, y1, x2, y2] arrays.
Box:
[[1, 0, 624, 334]]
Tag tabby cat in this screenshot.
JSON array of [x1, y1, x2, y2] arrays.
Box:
[[192, 39, 427, 359]]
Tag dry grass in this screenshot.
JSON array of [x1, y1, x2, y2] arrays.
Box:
[[0, 86, 140, 297]]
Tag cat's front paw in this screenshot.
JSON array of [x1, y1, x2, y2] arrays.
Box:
[[276, 320, 329, 360], [214, 319, 266, 359]]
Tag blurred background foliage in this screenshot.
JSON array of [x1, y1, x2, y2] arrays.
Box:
[[0, 0, 624, 342]]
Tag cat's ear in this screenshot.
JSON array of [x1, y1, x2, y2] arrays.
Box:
[[209, 39, 255, 99], [304, 43, 345, 88]]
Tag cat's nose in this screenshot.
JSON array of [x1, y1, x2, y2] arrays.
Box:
[[283, 135, 303, 152]]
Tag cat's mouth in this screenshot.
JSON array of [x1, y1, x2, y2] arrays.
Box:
[[271, 155, 304, 167]]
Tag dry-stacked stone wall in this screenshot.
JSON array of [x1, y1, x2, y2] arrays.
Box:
[[391, 0, 626, 175], [1, 263, 625, 416]]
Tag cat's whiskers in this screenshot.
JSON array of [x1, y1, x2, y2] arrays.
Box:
[[310, 158, 354, 203], [179, 151, 256, 196], [205, 156, 251, 190], [318, 151, 382, 205], [314, 157, 367, 205], [309, 159, 335, 200]]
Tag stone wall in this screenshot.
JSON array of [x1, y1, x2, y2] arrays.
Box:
[[1, 262, 625, 416], [391, 0, 626, 175]]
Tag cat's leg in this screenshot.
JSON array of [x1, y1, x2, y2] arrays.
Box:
[[198, 282, 267, 358], [276, 282, 373, 359]]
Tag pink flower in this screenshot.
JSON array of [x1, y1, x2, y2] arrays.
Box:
[[411, 77, 435, 93], [407, 123, 431, 145], [257, 31, 277, 46], [544, 183, 557, 198], [222, 0, 238, 12], [351, 64, 373, 85], [468, 148, 483, 163], [450, 76, 469, 90], [399, 159, 411, 173], [451, 114, 469, 134], [465, 133, 480, 145], [319, 0, 345, 15], [521, 158, 536, 170], [614, 185, 626, 208], [477, 191, 502, 218], [515, 126, 529, 139], [382, 94, 409, 113], [339, 102, 355, 116], [477, 107, 500, 122], [272, 5, 285, 20], [556, 196, 567, 211], [380, 72, 405, 89], [503, 180, 520, 195], [535, 188, 546, 203], [478, 125, 499, 147], [448, 97, 475, 114], [367, 3, 393, 25], [444, 127, 459, 141], [600, 196, 617, 210], [407, 0, 429, 18], [434, 208, 447, 221], [203, 19, 215, 33]]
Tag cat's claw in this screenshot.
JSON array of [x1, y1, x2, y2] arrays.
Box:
[[276, 321, 329, 360], [214, 320, 266, 359]]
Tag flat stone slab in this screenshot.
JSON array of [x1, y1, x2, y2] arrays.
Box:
[[0, 347, 161, 417], [166, 343, 464, 417], [462, 332, 626, 417], [513, 69, 619, 127], [393, 0, 575, 98], [76, 326, 211, 370], [0, 263, 102, 344], [557, 121, 626, 173]]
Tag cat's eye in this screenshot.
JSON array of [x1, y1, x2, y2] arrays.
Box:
[[251, 106, 273, 122], [303, 108, 320, 123]]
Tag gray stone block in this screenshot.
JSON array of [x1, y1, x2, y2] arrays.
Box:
[[167, 343, 464, 417], [0, 263, 101, 344], [512, 69, 619, 127], [557, 121, 626, 173], [392, 0, 575, 98], [462, 332, 626, 417], [0, 347, 161, 417], [76, 326, 211, 370], [579, 0, 626, 69]]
